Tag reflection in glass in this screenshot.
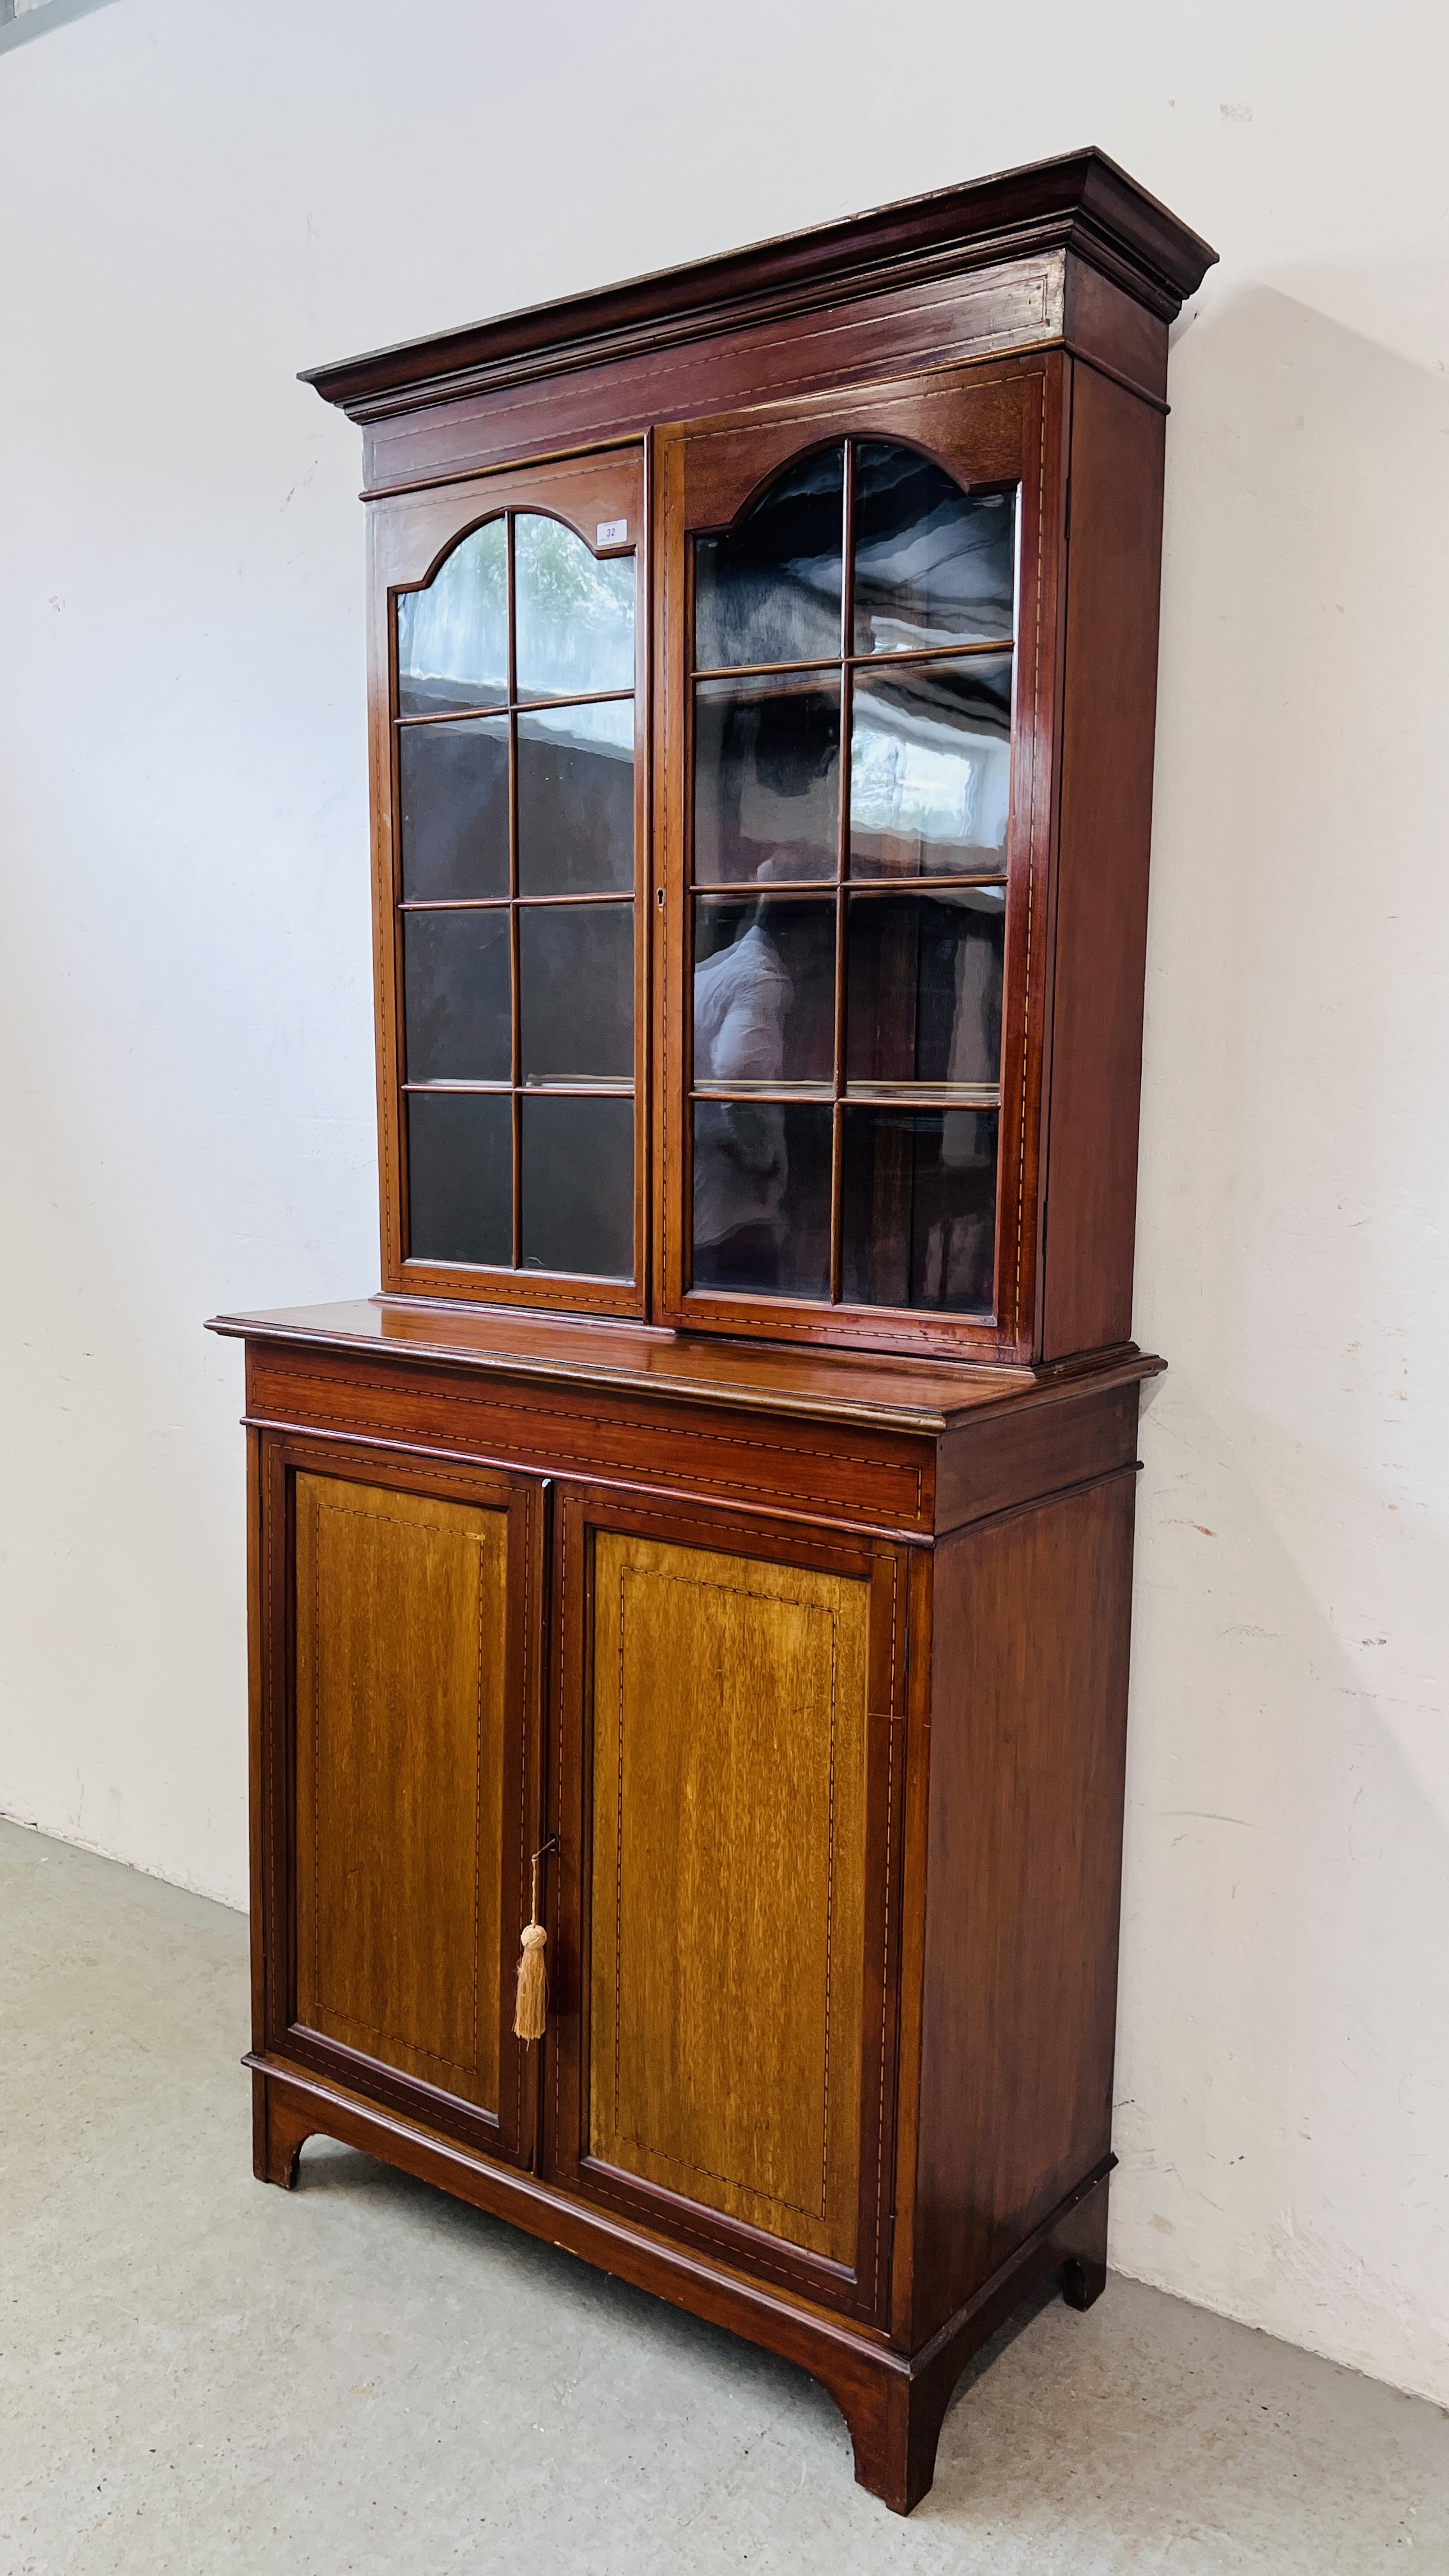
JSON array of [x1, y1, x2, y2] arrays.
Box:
[[402, 909, 511, 1084], [846, 891, 1004, 1089], [514, 514, 634, 701], [693, 898, 835, 1089], [407, 1090, 512, 1268], [850, 657, 1011, 877], [692, 1101, 832, 1300], [841, 1108, 997, 1312], [517, 698, 634, 894], [521, 1094, 633, 1278], [694, 447, 845, 671], [853, 446, 1015, 653], [693, 675, 840, 884], [398, 716, 510, 901], [397, 518, 507, 715], [519, 902, 633, 1082]]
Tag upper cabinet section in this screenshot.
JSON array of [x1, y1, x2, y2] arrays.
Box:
[[314, 152, 1215, 1365]]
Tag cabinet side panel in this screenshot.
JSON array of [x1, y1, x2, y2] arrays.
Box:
[[912, 1469, 1137, 2341], [935, 1379, 1139, 1533], [1040, 365, 1165, 1359], [245, 1425, 266, 2055], [293, 1474, 509, 2112], [1062, 257, 1170, 406]]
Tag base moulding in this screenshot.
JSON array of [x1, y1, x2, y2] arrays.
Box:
[[247, 2055, 1112, 2515]]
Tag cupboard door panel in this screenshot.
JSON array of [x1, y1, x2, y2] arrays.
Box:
[[293, 1473, 509, 2115], [581, 1526, 877, 2277], [551, 1494, 902, 2318]]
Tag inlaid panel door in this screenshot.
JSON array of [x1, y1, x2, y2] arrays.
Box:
[[256, 1436, 544, 2165], [549, 1486, 908, 2320]]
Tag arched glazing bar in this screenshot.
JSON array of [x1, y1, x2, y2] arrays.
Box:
[[392, 512, 638, 1282]]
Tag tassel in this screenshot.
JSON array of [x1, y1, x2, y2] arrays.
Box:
[[513, 1842, 551, 2043], [514, 1921, 548, 2042]]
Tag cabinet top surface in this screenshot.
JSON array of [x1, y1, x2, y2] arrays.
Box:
[[207, 1297, 1162, 1435], [302, 147, 1216, 421]]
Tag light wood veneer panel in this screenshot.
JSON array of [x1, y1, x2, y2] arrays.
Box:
[[588, 1531, 868, 2267], [293, 1473, 509, 2112]]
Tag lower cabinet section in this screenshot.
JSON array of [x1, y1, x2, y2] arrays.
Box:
[[241, 1353, 1144, 2515]]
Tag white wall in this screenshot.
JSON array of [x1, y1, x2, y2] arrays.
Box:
[[1, 0, 1444, 2412]]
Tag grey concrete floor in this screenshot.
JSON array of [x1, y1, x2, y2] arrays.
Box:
[[1, 1820, 1445, 2575]]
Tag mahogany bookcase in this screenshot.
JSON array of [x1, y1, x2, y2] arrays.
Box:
[[208, 149, 1215, 2512]]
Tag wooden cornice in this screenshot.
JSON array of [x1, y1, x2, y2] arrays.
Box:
[[302, 148, 1217, 424]]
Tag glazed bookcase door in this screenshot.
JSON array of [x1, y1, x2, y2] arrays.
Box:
[[255, 1434, 546, 2166], [369, 446, 648, 1316], [548, 1485, 908, 2322], [654, 361, 1061, 1362]]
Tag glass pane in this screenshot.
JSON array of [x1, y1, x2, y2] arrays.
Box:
[[402, 909, 511, 1085], [693, 897, 835, 1088], [845, 891, 1004, 1089], [514, 514, 634, 700], [841, 1108, 997, 1312], [521, 1094, 634, 1278], [519, 902, 632, 1082], [397, 518, 507, 715], [693, 675, 840, 885], [692, 1101, 832, 1300], [852, 445, 1015, 653], [850, 657, 1012, 878], [694, 447, 845, 670], [691, 1097, 830, 1298], [517, 698, 634, 895], [398, 716, 509, 901], [407, 1090, 512, 1268]]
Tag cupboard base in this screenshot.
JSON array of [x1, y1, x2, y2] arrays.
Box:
[[246, 2058, 1112, 2516]]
